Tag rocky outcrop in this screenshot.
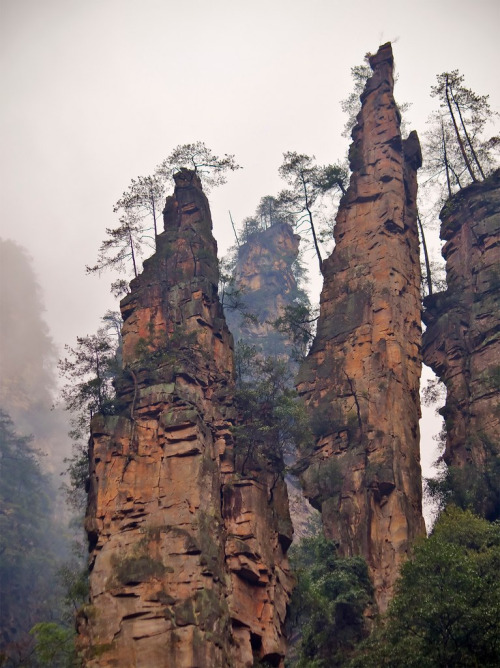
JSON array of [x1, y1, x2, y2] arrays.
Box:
[[296, 43, 425, 612], [79, 170, 293, 667], [423, 170, 500, 519], [225, 222, 302, 357]]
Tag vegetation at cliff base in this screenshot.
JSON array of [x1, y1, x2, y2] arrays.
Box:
[[349, 507, 500, 668], [0, 411, 67, 665], [286, 534, 373, 668]]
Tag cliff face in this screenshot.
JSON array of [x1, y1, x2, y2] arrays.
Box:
[[296, 43, 425, 612], [423, 170, 500, 518], [79, 170, 293, 667]]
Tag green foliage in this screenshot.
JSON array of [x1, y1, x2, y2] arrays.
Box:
[[113, 554, 166, 585], [287, 534, 373, 668], [272, 302, 318, 361], [232, 346, 311, 475], [85, 208, 153, 281], [133, 324, 199, 373], [156, 141, 241, 191], [278, 152, 347, 272], [58, 325, 120, 438], [350, 507, 500, 668], [340, 60, 372, 138], [423, 71, 499, 202], [426, 454, 500, 522], [29, 623, 77, 667], [0, 411, 66, 659]]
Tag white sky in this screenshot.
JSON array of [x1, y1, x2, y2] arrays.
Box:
[[1, 0, 499, 499]]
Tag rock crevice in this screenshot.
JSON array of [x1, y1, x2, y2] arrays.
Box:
[[423, 169, 500, 519]]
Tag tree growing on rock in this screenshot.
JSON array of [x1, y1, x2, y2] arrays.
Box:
[[114, 173, 165, 243], [157, 141, 241, 191], [58, 322, 120, 438], [278, 152, 347, 273], [86, 209, 153, 284], [423, 71, 499, 197], [88, 142, 240, 292]]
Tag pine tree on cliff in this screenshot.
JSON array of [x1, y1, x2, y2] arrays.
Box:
[[424, 71, 499, 196]]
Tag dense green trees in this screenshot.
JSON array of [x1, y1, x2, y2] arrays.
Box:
[[0, 411, 66, 664], [350, 507, 500, 668], [232, 345, 311, 476], [286, 534, 373, 668]]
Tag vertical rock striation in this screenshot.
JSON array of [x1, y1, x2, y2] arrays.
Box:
[[423, 170, 500, 519], [79, 170, 293, 667], [296, 43, 425, 612]]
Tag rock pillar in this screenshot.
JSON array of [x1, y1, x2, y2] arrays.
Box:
[[296, 43, 425, 612], [79, 169, 293, 667], [423, 169, 500, 520]]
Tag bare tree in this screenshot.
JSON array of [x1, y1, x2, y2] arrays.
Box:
[[278, 153, 347, 274], [430, 71, 499, 188], [156, 141, 241, 191]]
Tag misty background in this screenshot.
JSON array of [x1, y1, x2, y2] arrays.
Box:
[[1, 0, 499, 510]]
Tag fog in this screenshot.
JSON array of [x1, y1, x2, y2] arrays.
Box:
[[0, 239, 68, 473], [1, 0, 499, 502]]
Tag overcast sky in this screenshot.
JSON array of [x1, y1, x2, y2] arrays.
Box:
[[1, 0, 499, 487]]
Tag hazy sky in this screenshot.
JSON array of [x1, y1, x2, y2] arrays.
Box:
[[1, 0, 499, 486]]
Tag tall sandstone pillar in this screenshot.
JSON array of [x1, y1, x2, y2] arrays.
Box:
[[79, 169, 293, 667], [225, 222, 302, 356], [296, 43, 425, 612], [423, 170, 500, 519]]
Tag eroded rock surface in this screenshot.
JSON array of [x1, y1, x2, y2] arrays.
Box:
[[423, 170, 500, 518], [296, 43, 425, 612], [79, 170, 293, 667]]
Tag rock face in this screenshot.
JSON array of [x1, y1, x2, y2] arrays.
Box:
[[296, 43, 425, 612], [79, 170, 293, 667], [423, 170, 500, 518]]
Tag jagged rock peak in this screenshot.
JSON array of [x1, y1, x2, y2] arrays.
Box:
[[423, 169, 500, 520], [296, 42, 425, 613], [78, 169, 293, 667]]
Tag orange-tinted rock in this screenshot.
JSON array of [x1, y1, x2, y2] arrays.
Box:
[[296, 43, 425, 612], [79, 170, 293, 667], [423, 169, 500, 518]]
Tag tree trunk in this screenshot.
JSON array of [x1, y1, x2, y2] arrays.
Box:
[[128, 228, 138, 278], [441, 119, 452, 198], [450, 87, 486, 180], [417, 213, 433, 296], [445, 75, 477, 182], [301, 173, 323, 274]]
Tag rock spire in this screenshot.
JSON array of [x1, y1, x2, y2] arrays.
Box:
[[296, 43, 426, 612], [423, 169, 500, 520], [78, 169, 293, 667]]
